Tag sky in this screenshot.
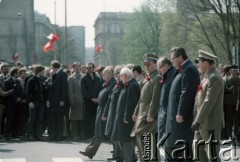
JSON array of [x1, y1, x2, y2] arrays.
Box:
[[34, 0, 146, 47]]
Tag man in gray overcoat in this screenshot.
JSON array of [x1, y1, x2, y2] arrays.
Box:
[[68, 62, 85, 139]]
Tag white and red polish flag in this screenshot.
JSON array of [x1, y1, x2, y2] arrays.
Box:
[[95, 44, 103, 53], [12, 53, 19, 61], [42, 33, 59, 53]]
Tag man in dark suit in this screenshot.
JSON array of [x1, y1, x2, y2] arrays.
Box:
[[165, 47, 200, 162], [47, 60, 68, 140], [79, 67, 116, 159], [81, 63, 101, 139], [157, 57, 176, 142], [0, 62, 10, 137], [4, 67, 24, 140], [112, 67, 140, 162]]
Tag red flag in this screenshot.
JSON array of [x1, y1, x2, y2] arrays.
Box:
[[42, 33, 59, 53], [12, 53, 19, 62], [95, 44, 103, 53], [42, 42, 54, 53]]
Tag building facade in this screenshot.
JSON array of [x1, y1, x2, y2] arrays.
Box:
[[66, 26, 85, 65], [85, 47, 94, 65], [0, 0, 35, 66], [94, 12, 130, 66]]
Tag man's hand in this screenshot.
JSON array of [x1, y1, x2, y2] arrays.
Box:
[[29, 102, 34, 109], [91, 98, 98, 103], [147, 116, 154, 123], [46, 101, 50, 108], [132, 115, 137, 122], [7, 89, 14, 95], [176, 115, 184, 123], [123, 120, 129, 124], [60, 101, 64, 107], [16, 97, 21, 103], [191, 122, 200, 131], [102, 116, 107, 121]]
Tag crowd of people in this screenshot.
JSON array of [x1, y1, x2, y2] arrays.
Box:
[[0, 47, 239, 162]]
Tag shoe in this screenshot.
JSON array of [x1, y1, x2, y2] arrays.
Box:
[[48, 137, 57, 141], [107, 157, 117, 160], [28, 136, 35, 141], [79, 151, 93, 159], [36, 136, 44, 141]]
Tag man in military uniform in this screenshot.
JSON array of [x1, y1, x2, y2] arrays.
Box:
[[192, 50, 225, 162], [225, 65, 240, 139], [131, 53, 161, 162]]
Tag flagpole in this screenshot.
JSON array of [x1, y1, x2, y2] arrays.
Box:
[[103, 0, 106, 65], [63, 0, 68, 65], [53, 0, 57, 60]]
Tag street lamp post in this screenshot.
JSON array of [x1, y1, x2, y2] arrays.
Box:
[[63, 0, 68, 65]]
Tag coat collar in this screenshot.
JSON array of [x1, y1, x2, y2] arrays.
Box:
[[205, 67, 217, 79], [142, 70, 159, 85]]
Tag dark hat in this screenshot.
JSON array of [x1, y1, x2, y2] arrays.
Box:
[[132, 65, 143, 74], [143, 53, 158, 62], [230, 65, 239, 71], [195, 50, 217, 63]]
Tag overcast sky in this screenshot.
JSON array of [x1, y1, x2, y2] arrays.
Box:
[[34, 0, 145, 47]]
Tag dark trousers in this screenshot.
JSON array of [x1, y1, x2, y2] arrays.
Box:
[[85, 137, 102, 156], [70, 120, 84, 138], [27, 101, 45, 138], [118, 141, 135, 162], [112, 141, 123, 159], [225, 105, 240, 138], [84, 101, 98, 138], [64, 107, 71, 137], [48, 113, 64, 139], [4, 102, 16, 138], [165, 146, 193, 162]]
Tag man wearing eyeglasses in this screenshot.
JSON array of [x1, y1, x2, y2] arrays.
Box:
[[156, 57, 176, 151], [165, 47, 200, 162], [81, 63, 102, 139]]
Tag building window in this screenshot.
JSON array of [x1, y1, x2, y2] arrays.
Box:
[[107, 24, 111, 33]]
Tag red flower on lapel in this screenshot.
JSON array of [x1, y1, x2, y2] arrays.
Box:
[[145, 75, 150, 81], [124, 82, 128, 89], [159, 77, 164, 84], [197, 84, 202, 93], [178, 66, 183, 73], [116, 81, 121, 88]]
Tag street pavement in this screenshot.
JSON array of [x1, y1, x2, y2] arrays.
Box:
[[0, 137, 240, 162], [0, 137, 113, 162]]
